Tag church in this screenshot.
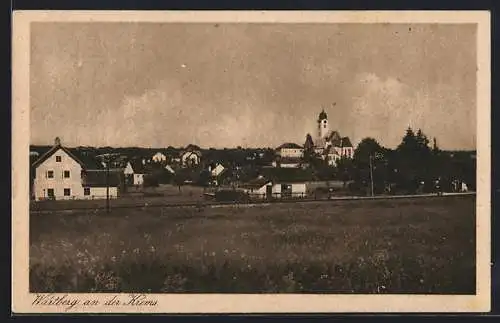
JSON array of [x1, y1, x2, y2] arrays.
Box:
[[309, 109, 355, 166]]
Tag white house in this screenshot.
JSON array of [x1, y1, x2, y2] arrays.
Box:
[[274, 157, 302, 168], [276, 143, 304, 158], [273, 182, 307, 198], [32, 137, 119, 201], [181, 150, 202, 167], [242, 179, 307, 199], [240, 176, 272, 199], [209, 163, 225, 177], [273, 143, 304, 168], [242, 169, 311, 199], [152, 152, 167, 163], [123, 160, 147, 186]]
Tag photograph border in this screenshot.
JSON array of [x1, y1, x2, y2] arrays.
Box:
[[12, 10, 491, 313]]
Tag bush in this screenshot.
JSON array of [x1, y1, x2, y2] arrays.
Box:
[[215, 190, 250, 203]]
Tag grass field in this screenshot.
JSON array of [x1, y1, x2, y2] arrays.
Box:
[[29, 195, 476, 294]]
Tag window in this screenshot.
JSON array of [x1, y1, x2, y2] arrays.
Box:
[[64, 170, 70, 178], [56, 156, 62, 162], [47, 188, 54, 197], [46, 170, 54, 178], [84, 187, 91, 196], [64, 188, 71, 196]]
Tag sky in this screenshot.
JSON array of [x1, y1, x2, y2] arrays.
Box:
[[30, 22, 477, 150]]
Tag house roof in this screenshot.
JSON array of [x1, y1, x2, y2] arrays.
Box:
[[31, 144, 103, 170], [277, 142, 303, 150], [185, 144, 202, 152], [328, 134, 353, 148], [128, 159, 148, 174], [181, 150, 202, 157], [261, 168, 315, 183], [341, 137, 353, 147], [240, 177, 271, 189], [82, 169, 122, 187]]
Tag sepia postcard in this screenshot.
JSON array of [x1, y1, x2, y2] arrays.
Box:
[[12, 10, 491, 313]]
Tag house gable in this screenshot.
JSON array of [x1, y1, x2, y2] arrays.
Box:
[[123, 162, 134, 175], [33, 147, 83, 177], [33, 145, 84, 169]]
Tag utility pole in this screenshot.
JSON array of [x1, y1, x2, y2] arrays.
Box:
[[369, 154, 374, 197], [96, 152, 121, 214]]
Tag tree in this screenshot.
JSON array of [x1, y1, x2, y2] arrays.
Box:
[[432, 137, 439, 154], [304, 133, 314, 153], [336, 157, 354, 187], [394, 127, 435, 193], [352, 138, 388, 195], [303, 133, 323, 168]]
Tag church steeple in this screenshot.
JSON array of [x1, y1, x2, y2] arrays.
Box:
[[317, 109, 329, 140], [318, 109, 328, 122]]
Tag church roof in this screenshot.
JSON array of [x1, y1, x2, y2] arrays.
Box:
[[341, 137, 353, 147]]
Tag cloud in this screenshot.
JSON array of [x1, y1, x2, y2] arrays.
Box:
[[92, 79, 281, 148], [347, 73, 475, 149]]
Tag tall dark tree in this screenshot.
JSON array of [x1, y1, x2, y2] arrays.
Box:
[[415, 129, 430, 149], [394, 127, 435, 193], [304, 133, 314, 153], [397, 127, 418, 153], [352, 138, 388, 195]]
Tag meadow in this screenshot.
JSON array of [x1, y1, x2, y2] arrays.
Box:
[[29, 195, 476, 294]]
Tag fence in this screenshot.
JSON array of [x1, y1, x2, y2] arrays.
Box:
[[35, 194, 118, 202], [30, 191, 476, 213], [247, 192, 308, 200]]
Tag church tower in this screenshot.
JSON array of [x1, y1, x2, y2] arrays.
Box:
[[317, 109, 329, 140]]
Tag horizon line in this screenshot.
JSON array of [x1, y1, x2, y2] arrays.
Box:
[[29, 142, 477, 152]]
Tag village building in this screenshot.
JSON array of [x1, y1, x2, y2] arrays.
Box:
[[241, 168, 313, 199], [272, 156, 304, 168], [180, 144, 202, 167], [208, 162, 226, 177], [272, 143, 304, 168], [123, 159, 148, 186], [208, 162, 227, 186], [151, 151, 167, 163], [31, 137, 121, 201], [240, 176, 272, 198], [276, 142, 304, 158]]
